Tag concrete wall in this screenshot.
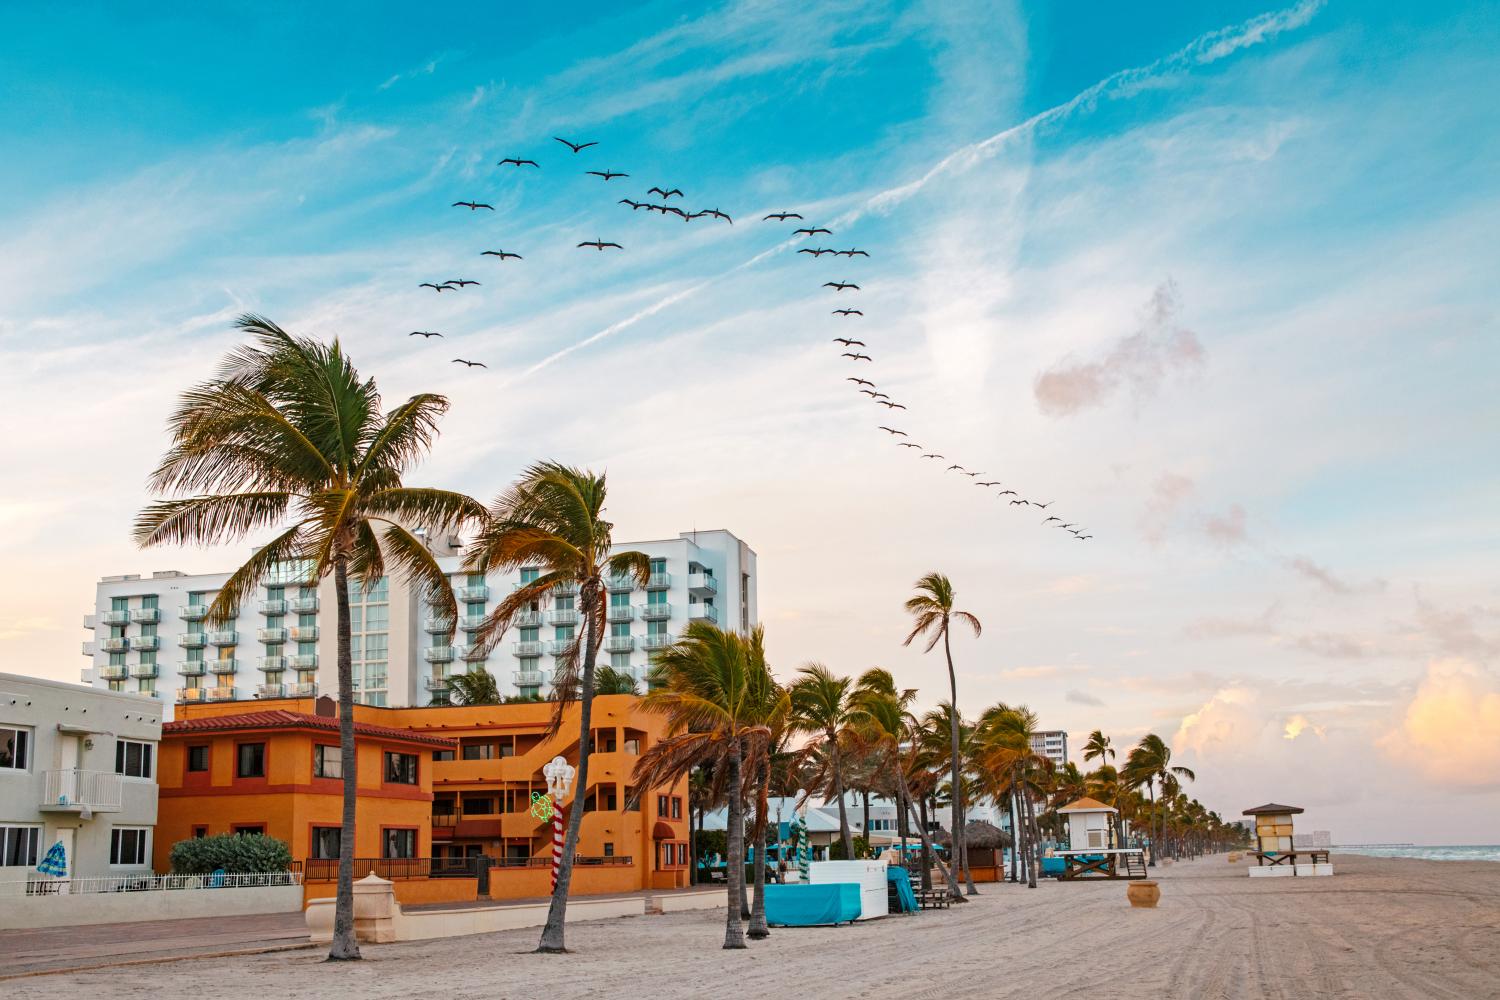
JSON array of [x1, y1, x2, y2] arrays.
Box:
[[0, 883, 303, 930], [304, 877, 478, 907]]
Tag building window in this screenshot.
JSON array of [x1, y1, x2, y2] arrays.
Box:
[[187, 745, 209, 773], [236, 742, 266, 778], [115, 739, 154, 779], [313, 744, 341, 779], [0, 726, 30, 771], [461, 742, 495, 761], [383, 829, 417, 859], [232, 824, 266, 836], [384, 752, 418, 785], [433, 749, 454, 762], [603, 842, 615, 857], [110, 827, 150, 866], [657, 794, 669, 815], [624, 737, 640, 755], [311, 826, 341, 860], [671, 796, 682, 820], [1, 825, 40, 867], [192, 826, 208, 839]]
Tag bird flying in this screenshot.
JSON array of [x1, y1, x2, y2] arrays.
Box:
[[879, 401, 907, 410], [648, 186, 684, 200], [824, 281, 860, 291], [481, 250, 523, 260], [692, 208, 732, 223], [619, 198, 645, 210], [452, 201, 494, 211], [498, 158, 539, 168], [922, 454, 944, 459], [446, 279, 480, 287], [833, 338, 865, 347], [794, 227, 832, 236], [577, 239, 623, 251], [763, 211, 803, 221], [1042, 516, 1061, 523], [859, 389, 879, 397], [1010, 499, 1032, 506], [833, 309, 864, 316], [961, 470, 981, 477], [898, 442, 922, 449], [418, 282, 452, 292], [554, 137, 598, 153], [835, 248, 870, 257], [1033, 500, 1055, 509], [946, 464, 964, 472], [409, 331, 443, 338], [1078, 535, 1094, 540], [977, 481, 1001, 487], [846, 377, 874, 387], [586, 170, 629, 181], [878, 427, 907, 436], [842, 352, 872, 361], [998, 490, 1017, 496], [451, 359, 487, 368]]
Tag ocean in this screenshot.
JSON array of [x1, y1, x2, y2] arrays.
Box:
[[1335, 845, 1500, 863]]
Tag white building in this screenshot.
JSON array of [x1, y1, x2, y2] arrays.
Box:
[[1030, 729, 1068, 768], [0, 673, 160, 884], [81, 528, 757, 716]]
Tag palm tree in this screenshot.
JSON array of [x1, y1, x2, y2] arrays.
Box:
[[463, 462, 650, 953], [593, 664, 641, 695], [902, 572, 982, 896], [745, 658, 791, 941], [134, 315, 482, 961], [1123, 733, 1196, 866], [446, 667, 502, 705], [1082, 730, 1115, 770], [633, 622, 771, 949], [788, 663, 857, 859], [972, 703, 1054, 887]]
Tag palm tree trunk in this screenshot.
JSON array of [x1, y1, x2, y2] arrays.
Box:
[[861, 789, 870, 850], [747, 754, 770, 940], [829, 735, 852, 859], [327, 558, 361, 961], [723, 737, 747, 950], [1146, 780, 1158, 867], [1023, 778, 1040, 889], [896, 772, 956, 893], [917, 795, 931, 886], [941, 627, 973, 898], [688, 798, 697, 887], [1007, 785, 1019, 882], [536, 593, 601, 953]]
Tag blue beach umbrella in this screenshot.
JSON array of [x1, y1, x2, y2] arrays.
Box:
[[36, 841, 67, 878]]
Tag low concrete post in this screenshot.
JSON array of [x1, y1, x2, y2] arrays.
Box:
[[352, 872, 399, 943]]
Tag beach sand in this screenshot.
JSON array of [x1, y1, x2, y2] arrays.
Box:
[[9, 853, 1498, 999]]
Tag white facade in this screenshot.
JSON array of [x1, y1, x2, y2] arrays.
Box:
[[1030, 729, 1068, 768], [81, 528, 757, 716], [0, 673, 160, 884]]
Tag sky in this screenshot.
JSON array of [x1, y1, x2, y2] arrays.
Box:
[[1, 0, 1497, 844]]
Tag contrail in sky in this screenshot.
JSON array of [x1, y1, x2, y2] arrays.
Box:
[[514, 1, 1323, 382]]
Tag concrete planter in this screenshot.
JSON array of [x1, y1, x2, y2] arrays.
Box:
[[1126, 880, 1161, 908], [1227, 852, 1242, 863]]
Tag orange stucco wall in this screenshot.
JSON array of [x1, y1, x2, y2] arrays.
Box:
[[303, 876, 479, 907]]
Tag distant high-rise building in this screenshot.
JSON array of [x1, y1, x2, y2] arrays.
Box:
[[81, 528, 757, 718], [1029, 729, 1068, 768]]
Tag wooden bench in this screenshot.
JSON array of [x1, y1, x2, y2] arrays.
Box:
[[916, 888, 951, 910]]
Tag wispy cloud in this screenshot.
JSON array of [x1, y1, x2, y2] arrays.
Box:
[[379, 53, 452, 91]]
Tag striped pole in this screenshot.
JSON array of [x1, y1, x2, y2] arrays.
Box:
[[551, 794, 565, 891]]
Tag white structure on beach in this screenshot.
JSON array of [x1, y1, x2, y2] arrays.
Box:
[[80, 529, 756, 717], [0, 672, 160, 883]]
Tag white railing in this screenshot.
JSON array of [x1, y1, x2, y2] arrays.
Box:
[[606, 605, 634, 623], [41, 769, 123, 811], [640, 603, 672, 621], [688, 604, 720, 625], [688, 573, 719, 594], [547, 608, 579, 626], [604, 636, 635, 652], [3, 870, 304, 897]]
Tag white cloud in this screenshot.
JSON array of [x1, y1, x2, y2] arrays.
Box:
[[1380, 659, 1500, 790]]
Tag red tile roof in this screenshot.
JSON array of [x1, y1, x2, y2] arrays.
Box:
[[163, 710, 455, 748]]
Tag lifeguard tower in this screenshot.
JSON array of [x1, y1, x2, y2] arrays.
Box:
[[1055, 797, 1145, 880], [1243, 803, 1331, 876]]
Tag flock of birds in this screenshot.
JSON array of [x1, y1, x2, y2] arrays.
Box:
[[406, 136, 1093, 541]]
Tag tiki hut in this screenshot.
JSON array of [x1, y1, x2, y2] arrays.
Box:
[[935, 821, 1013, 880]]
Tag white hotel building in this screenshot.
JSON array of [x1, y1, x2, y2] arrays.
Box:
[[81, 528, 756, 718]]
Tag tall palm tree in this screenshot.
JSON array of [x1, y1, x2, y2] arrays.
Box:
[[972, 703, 1054, 887], [633, 622, 771, 949], [463, 461, 650, 953], [1082, 730, 1115, 770], [902, 572, 982, 896], [788, 663, 857, 859], [446, 667, 502, 705], [1123, 733, 1196, 866], [134, 315, 482, 961], [593, 664, 641, 695]]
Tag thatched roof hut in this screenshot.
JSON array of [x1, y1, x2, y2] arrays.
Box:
[[933, 820, 1012, 850]]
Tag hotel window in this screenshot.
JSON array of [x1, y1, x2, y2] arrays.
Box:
[[110, 827, 150, 866], [186, 745, 209, 772], [609, 591, 630, 609], [237, 742, 266, 778], [433, 749, 454, 762], [623, 737, 640, 755], [383, 829, 417, 859], [646, 590, 667, 608], [384, 752, 418, 785], [115, 739, 154, 779], [313, 744, 341, 779], [657, 794, 669, 815], [461, 741, 495, 761], [609, 622, 630, 638], [311, 827, 341, 860], [192, 826, 208, 839], [649, 558, 666, 575], [610, 652, 631, 670], [603, 842, 615, 857], [462, 796, 496, 815], [233, 824, 266, 836], [1, 825, 40, 867], [0, 726, 30, 770], [671, 797, 682, 820], [554, 625, 575, 643], [519, 567, 539, 584]]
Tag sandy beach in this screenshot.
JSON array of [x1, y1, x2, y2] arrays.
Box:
[[9, 854, 1499, 1000]]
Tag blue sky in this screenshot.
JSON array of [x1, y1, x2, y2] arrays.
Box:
[[2, 1, 1497, 841]]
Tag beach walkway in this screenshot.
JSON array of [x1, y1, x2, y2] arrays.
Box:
[[5, 854, 1497, 998]]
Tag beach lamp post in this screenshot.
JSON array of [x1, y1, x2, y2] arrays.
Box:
[[543, 755, 576, 892]]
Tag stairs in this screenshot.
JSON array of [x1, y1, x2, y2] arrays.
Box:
[[1123, 852, 1148, 879]]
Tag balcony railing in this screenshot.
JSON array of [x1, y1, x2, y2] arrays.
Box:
[[606, 605, 634, 623], [257, 683, 287, 699], [177, 687, 208, 702], [287, 596, 318, 613], [460, 616, 488, 632], [208, 630, 239, 646], [424, 646, 454, 663], [606, 575, 636, 592], [640, 603, 672, 622], [512, 609, 542, 627], [424, 615, 455, 633], [259, 599, 287, 615], [101, 610, 131, 626], [300, 857, 493, 883], [259, 656, 288, 672], [257, 627, 288, 643], [40, 769, 123, 812], [687, 573, 718, 595], [512, 641, 544, 657], [425, 675, 450, 691], [178, 633, 207, 648], [546, 608, 579, 626], [179, 605, 209, 621], [687, 604, 720, 625], [100, 637, 129, 653], [645, 572, 672, 591], [129, 663, 158, 679], [514, 670, 544, 686], [81, 641, 97, 656], [553, 581, 579, 597], [130, 608, 161, 624], [288, 626, 319, 642], [291, 681, 318, 697], [208, 659, 238, 675], [131, 635, 161, 651], [604, 636, 635, 653], [457, 585, 490, 602], [177, 661, 207, 676], [207, 686, 237, 701], [642, 634, 674, 651], [546, 640, 577, 656], [289, 654, 318, 669], [98, 665, 128, 681]]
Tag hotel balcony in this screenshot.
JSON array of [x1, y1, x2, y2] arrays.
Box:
[[83, 613, 98, 629], [257, 683, 288, 699], [514, 670, 544, 687], [289, 654, 318, 669], [425, 675, 450, 692], [458, 645, 488, 663], [101, 610, 131, 626], [604, 636, 635, 653], [457, 585, 490, 602], [177, 687, 208, 703], [288, 595, 319, 613], [553, 581, 579, 597], [645, 573, 672, 591], [288, 625, 319, 642], [207, 630, 239, 646], [81, 641, 97, 656], [605, 575, 636, 592], [98, 665, 128, 681], [687, 573, 719, 596], [546, 608, 579, 627], [424, 615, 455, 633], [259, 599, 287, 615], [129, 663, 158, 679], [424, 646, 454, 663], [546, 640, 577, 656], [687, 604, 720, 625], [178, 633, 207, 649], [259, 656, 288, 672], [100, 637, 130, 653], [257, 627, 288, 643], [512, 609, 543, 627], [179, 604, 209, 621], [131, 635, 161, 651], [640, 604, 672, 622], [177, 661, 207, 676], [642, 634, 673, 652], [606, 605, 634, 623], [40, 769, 123, 813], [460, 616, 488, 632], [130, 607, 161, 624], [291, 681, 318, 697], [207, 686, 238, 702], [512, 641, 544, 657], [208, 659, 239, 675]]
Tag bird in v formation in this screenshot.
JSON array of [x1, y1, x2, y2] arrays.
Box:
[[498, 157, 539, 168], [554, 136, 598, 153]]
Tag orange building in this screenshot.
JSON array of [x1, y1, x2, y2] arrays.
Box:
[[161, 693, 692, 899]]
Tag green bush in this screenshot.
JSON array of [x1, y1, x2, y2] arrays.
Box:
[[829, 834, 872, 860], [169, 832, 293, 874], [694, 829, 727, 860]]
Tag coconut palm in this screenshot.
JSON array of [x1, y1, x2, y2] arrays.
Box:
[[902, 572, 982, 896], [134, 315, 483, 961], [788, 663, 857, 859], [972, 703, 1054, 887], [917, 702, 978, 886], [1123, 733, 1196, 865], [746, 662, 791, 941], [446, 667, 502, 705], [593, 664, 641, 695], [462, 461, 651, 953], [1082, 730, 1115, 769], [633, 622, 772, 949]]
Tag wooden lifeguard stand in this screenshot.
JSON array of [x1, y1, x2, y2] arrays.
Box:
[[1055, 797, 1145, 880], [1243, 803, 1330, 876]]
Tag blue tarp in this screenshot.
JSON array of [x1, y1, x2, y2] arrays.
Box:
[[764, 882, 862, 926], [886, 866, 918, 913], [1041, 857, 1067, 877]]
